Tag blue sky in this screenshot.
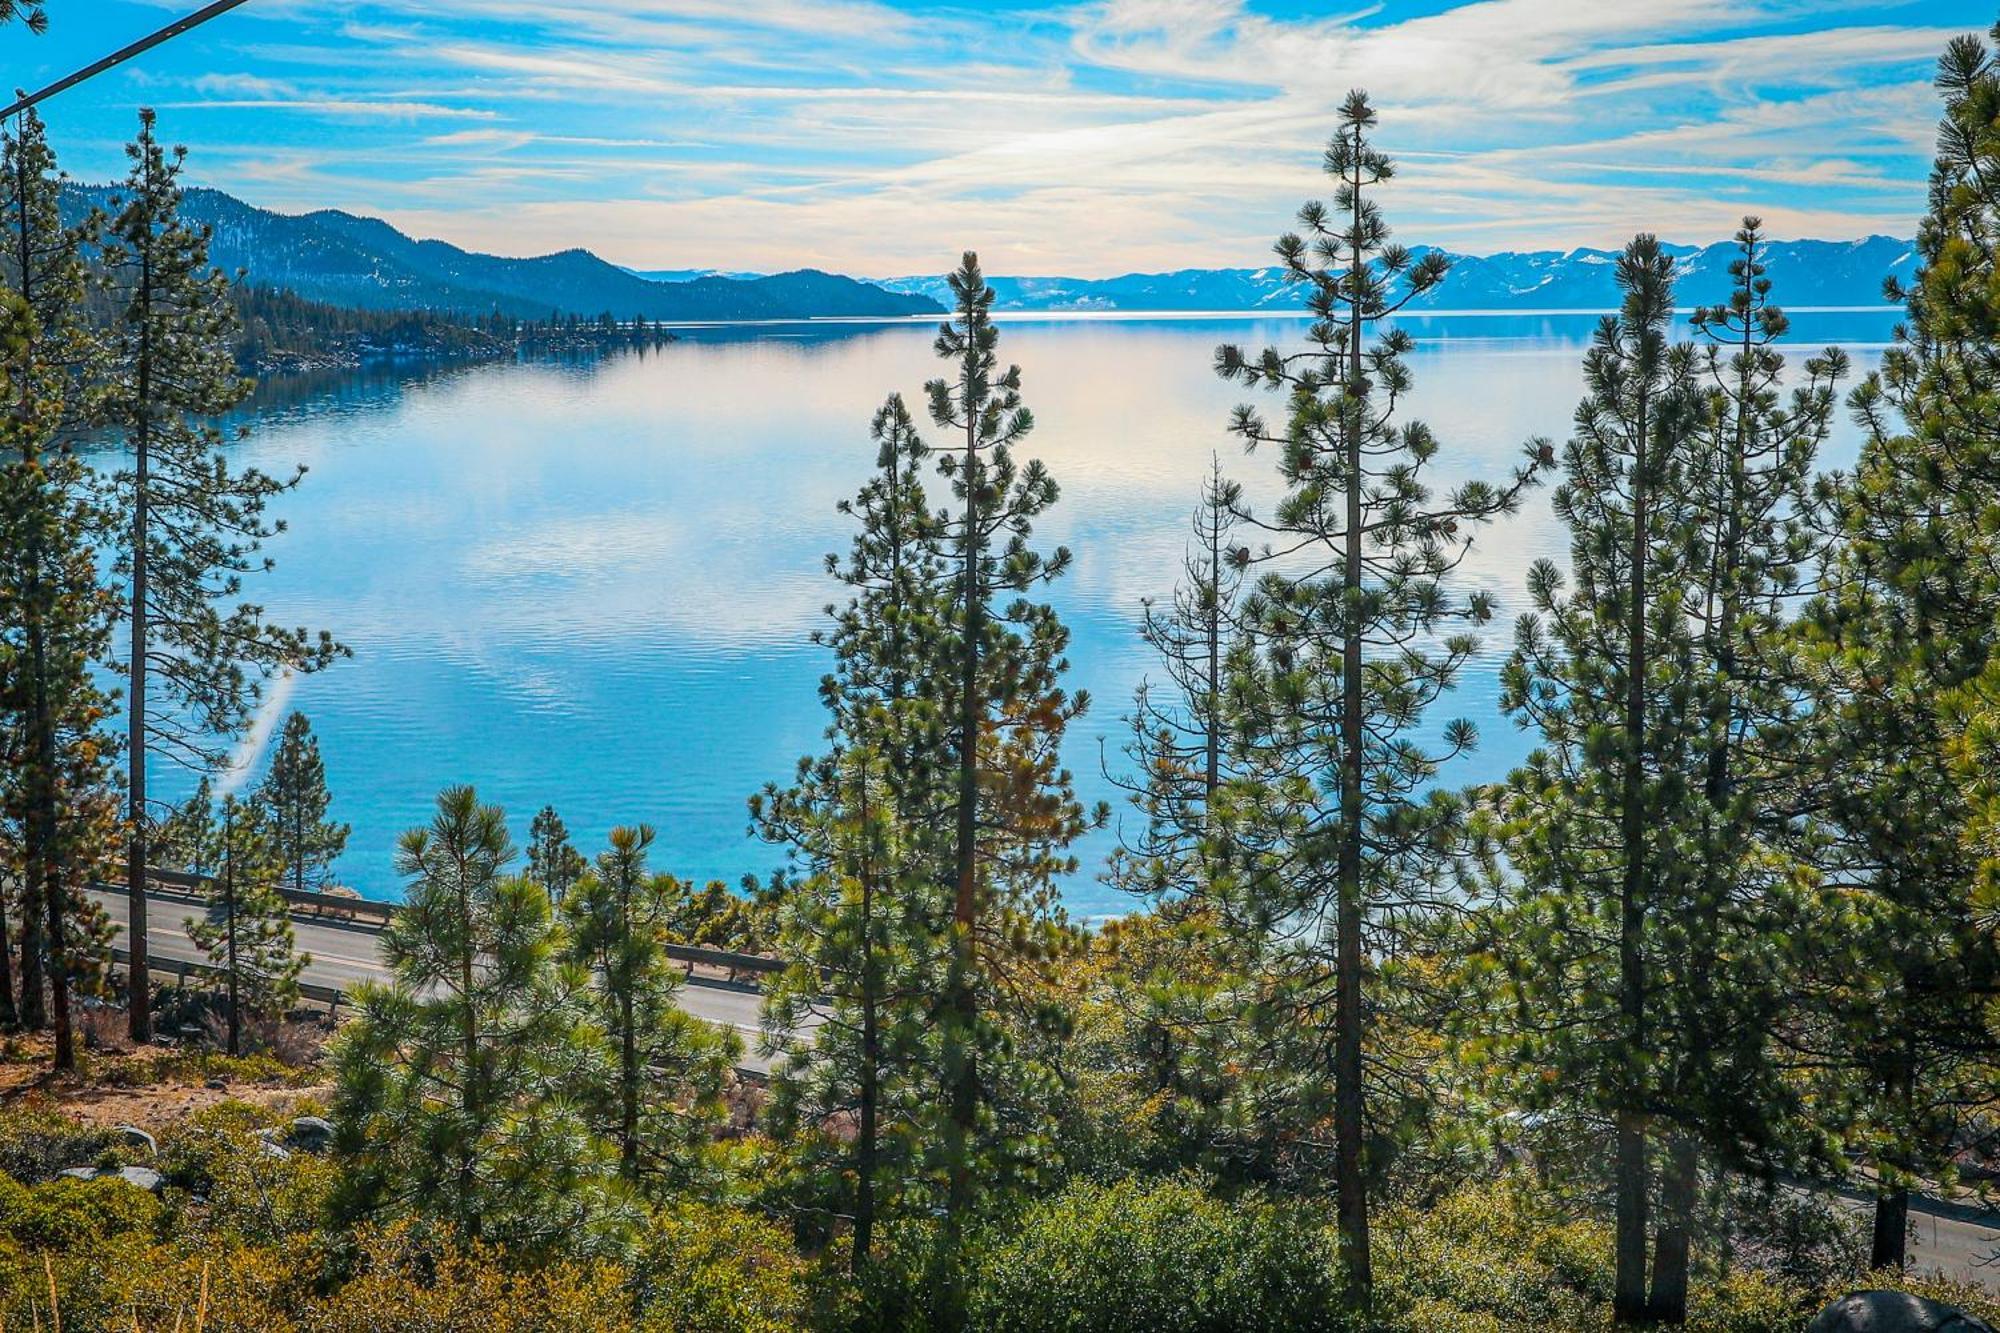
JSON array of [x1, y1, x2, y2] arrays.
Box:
[[7, 0, 1985, 275]]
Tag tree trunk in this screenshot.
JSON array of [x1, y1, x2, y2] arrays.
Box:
[[126, 190, 155, 1044], [1333, 122, 1373, 1305], [1614, 342, 1654, 1326], [14, 144, 48, 1036], [1870, 1185, 1909, 1271], [1648, 1135, 1699, 1322], [942, 365, 985, 1328], [224, 813, 239, 1057], [854, 763, 880, 1273]]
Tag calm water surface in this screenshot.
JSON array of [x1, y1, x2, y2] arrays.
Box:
[[175, 310, 1898, 920]]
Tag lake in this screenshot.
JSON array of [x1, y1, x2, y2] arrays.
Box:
[[175, 309, 1900, 921]]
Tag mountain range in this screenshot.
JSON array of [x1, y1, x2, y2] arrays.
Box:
[[871, 236, 1917, 312], [64, 184, 1914, 321], [61, 184, 942, 322]]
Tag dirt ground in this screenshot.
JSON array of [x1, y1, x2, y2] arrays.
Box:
[[0, 1030, 331, 1132]]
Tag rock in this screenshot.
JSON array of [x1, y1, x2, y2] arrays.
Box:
[[285, 1116, 335, 1153], [115, 1125, 157, 1158], [1808, 1291, 1999, 1333], [258, 1139, 291, 1161], [54, 1165, 164, 1192]]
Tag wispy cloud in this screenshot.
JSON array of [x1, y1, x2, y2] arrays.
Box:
[[26, 0, 1985, 274]]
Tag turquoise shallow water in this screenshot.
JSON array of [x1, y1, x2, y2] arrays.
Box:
[[144, 309, 1898, 920]]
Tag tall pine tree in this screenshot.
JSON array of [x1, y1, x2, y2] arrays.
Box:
[[0, 106, 118, 1068], [1212, 91, 1542, 1304], [754, 393, 954, 1273], [98, 109, 341, 1040], [1796, 31, 2000, 1272], [925, 254, 1098, 1284]]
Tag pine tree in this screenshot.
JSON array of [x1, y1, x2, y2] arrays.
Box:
[[252, 711, 348, 893], [0, 3, 47, 33], [156, 775, 221, 876], [1212, 91, 1543, 1305], [97, 109, 342, 1041], [1795, 30, 2000, 1272], [752, 393, 953, 1272], [1617, 219, 1848, 1321], [527, 804, 586, 905], [925, 253, 1099, 1280], [0, 106, 119, 1068], [1110, 456, 1246, 903], [330, 786, 621, 1252], [1487, 236, 1713, 1323], [562, 824, 736, 1192], [183, 793, 307, 1054]]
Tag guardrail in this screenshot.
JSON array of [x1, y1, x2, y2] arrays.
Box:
[[109, 946, 347, 1016], [111, 867, 782, 985], [139, 867, 396, 927]]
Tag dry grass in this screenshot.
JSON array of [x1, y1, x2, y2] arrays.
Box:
[[0, 1032, 328, 1136]]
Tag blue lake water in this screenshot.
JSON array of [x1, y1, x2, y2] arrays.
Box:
[[163, 309, 1900, 921]]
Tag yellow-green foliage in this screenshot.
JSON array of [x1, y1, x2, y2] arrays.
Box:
[[0, 1172, 161, 1250], [156, 1101, 336, 1242], [311, 1220, 640, 1333], [0, 1102, 117, 1180], [631, 1201, 815, 1333], [1375, 1181, 1610, 1330], [966, 1176, 1346, 1333]]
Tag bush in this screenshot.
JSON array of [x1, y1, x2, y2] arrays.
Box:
[[0, 1173, 161, 1250], [631, 1201, 814, 1333], [966, 1177, 1347, 1333], [1374, 1180, 1608, 1331], [155, 1101, 335, 1242], [0, 1104, 117, 1183]]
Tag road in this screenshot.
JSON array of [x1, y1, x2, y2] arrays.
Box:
[[85, 887, 787, 1075], [82, 889, 2000, 1285]]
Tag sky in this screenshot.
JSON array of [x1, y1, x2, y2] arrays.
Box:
[[6, 0, 1988, 276]]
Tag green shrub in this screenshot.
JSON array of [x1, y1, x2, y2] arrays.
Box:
[[631, 1201, 813, 1333], [1375, 1180, 1608, 1331], [0, 1103, 116, 1183], [966, 1177, 1347, 1333], [0, 1173, 162, 1250]]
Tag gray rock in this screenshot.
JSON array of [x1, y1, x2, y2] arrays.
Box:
[[1808, 1291, 1999, 1333], [53, 1165, 165, 1192], [115, 1124, 157, 1158], [258, 1138, 292, 1161], [285, 1116, 335, 1153]]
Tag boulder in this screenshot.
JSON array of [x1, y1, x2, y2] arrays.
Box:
[[54, 1165, 164, 1192], [115, 1125, 157, 1158], [285, 1116, 335, 1153], [1808, 1291, 1999, 1333]]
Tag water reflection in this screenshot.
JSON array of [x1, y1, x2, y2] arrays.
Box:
[[182, 310, 1898, 917]]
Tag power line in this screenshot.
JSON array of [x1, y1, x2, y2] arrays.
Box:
[[4, 0, 253, 122]]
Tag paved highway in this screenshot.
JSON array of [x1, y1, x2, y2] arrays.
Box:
[[85, 887, 787, 1074], [82, 889, 2000, 1285]]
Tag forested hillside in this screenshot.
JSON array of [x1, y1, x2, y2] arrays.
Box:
[[59, 183, 944, 322]]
